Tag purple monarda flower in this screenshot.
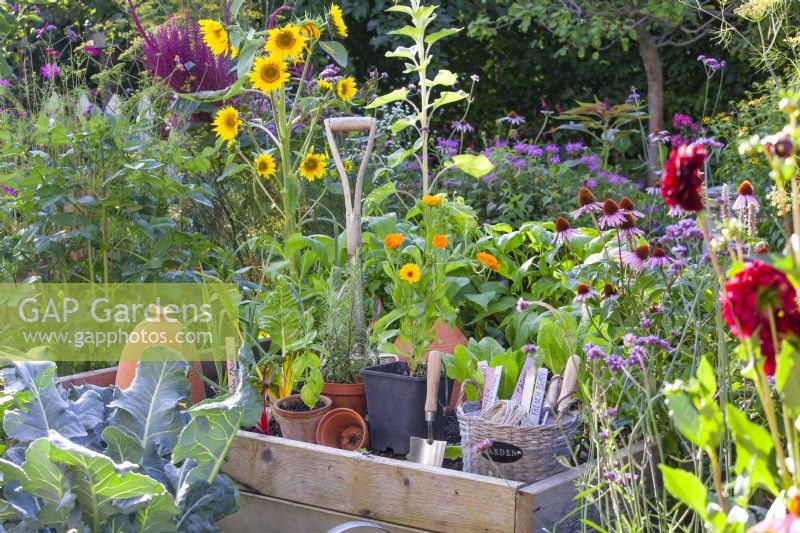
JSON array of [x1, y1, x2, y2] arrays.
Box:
[[0, 79, 10, 88], [40, 64, 59, 79], [512, 158, 527, 169], [544, 143, 559, 154], [659, 219, 703, 243], [436, 138, 459, 156], [565, 141, 584, 154], [128, 0, 234, 94], [549, 155, 561, 165], [527, 145, 543, 157]]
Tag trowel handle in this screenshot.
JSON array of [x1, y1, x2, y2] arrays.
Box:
[[425, 351, 444, 419]]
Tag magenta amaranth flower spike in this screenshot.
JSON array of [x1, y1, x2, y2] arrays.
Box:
[[128, 0, 234, 94]]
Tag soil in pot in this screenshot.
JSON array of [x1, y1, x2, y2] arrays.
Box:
[[361, 360, 453, 455], [271, 394, 332, 444], [321, 382, 367, 417]]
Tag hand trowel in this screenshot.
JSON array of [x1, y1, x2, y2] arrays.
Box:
[[408, 350, 447, 467]]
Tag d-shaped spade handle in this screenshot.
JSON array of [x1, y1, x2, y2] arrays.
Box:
[[326, 116, 374, 133]]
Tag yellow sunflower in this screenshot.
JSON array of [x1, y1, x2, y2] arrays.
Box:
[[230, 46, 239, 59], [336, 77, 357, 101], [422, 195, 442, 207], [318, 78, 333, 91], [343, 160, 353, 173], [329, 4, 348, 38], [212, 106, 240, 143], [399, 263, 421, 283], [198, 20, 229, 55], [249, 56, 290, 93], [300, 21, 321, 41], [299, 151, 327, 181], [254, 153, 276, 178], [265, 24, 307, 60]]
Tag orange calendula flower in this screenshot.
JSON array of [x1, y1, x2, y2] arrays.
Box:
[[432, 234, 448, 249], [476, 251, 500, 272], [399, 263, 421, 283], [384, 233, 404, 249], [422, 195, 442, 207]]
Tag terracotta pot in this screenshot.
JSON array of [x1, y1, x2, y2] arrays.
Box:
[[393, 321, 467, 409], [315, 408, 368, 451], [321, 382, 367, 417], [272, 394, 332, 444], [115, 307, 206, 405]]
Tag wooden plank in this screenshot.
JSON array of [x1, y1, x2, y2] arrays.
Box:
[[520, 440, 653, 532], [59, 366, 118, 389], [218, 491, 426, 533], [223, 431, 525, 532]]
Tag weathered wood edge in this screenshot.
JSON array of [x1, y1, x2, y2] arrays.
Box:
[[59, 366, 118, 388], [218, 491, 428, 533], [223, 430, 526, 532]]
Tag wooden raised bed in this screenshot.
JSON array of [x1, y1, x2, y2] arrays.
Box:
[[59, 366, 654, 532]]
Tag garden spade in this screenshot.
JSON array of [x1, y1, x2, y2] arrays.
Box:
[[408, 350, 447, 467], [324, 116, 377, 351]]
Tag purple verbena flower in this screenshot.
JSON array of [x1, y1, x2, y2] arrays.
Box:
[[625, 86, 640, 104], [635, 335, 671, 351], [625, 346, 646, 367], [584, 343, 606, 361]]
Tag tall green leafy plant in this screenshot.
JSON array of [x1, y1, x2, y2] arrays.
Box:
[[365, 0, 493, 195]]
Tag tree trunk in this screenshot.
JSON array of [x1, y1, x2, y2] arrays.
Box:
[[636, 24, 664, 178]]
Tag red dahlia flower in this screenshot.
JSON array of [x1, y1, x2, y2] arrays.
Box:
[[661, 144, 707, 213], [721, 261, 800, 375]]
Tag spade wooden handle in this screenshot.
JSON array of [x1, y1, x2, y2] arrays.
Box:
[[425, 351, 443, 415], [558, 355, 581, 410], [326, 117, 374, 132]]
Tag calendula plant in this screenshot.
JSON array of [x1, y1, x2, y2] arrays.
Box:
[[187, 2, 360, 245], [372, 193, 474, 375], [365, 0, 493, 195]]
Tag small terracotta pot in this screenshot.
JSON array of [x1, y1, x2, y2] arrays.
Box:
[[272, 394, 332, 444], [322, 382, 367, 417], [316, 408, 368, 451]]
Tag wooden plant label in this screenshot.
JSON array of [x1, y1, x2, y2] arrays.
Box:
[[528, 367, 549, 425], [511, 357, 536, 404], [481, 441, 524, 463], [518, 366, 537, 412]]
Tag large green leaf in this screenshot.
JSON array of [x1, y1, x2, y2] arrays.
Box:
[[2, 361, 88, 442], [658, 465, 707, 518], [319, 40, 348, 67], [13, 439, 75, 528], [108, 356, 191, 461], [450, 154, 494, 178], [365, 88, 409, 109], [47, 431, 169, 532], [257, 277, 308, 354], [172, 372, 261, 485], [537, 318, 570, 374]]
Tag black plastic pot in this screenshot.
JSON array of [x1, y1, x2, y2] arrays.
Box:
[[361, 361, 452, 455]]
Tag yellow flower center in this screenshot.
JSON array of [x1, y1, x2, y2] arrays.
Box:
[[225, 115, 236, 128], [277, 31, 295, 49], [258, 161, 268, 172], [260, 64, 280, 83], [304, 159, 319, 172]]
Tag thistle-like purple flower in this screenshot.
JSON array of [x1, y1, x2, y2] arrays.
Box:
[[128, 0, 234, 94], [84, 45, 99, 57], [584, 343, 606, 362]]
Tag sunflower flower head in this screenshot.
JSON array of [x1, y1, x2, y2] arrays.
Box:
[[265, 24, 307, 60], [300, 151, 328, 181], [422, 195, 442, 207], [384, 233, 404, 249], [329, 4, 348, 38], [432, 234, 448, 249], [336, 76, 357, 101], [198, 20, 229, 55], [212, 106, 241, 144], [255, 153, 277, 178], [250, 56, 290, 93], [318, 78, 333, 91], [399, 263, 421, 283], [343, 160, 353, 173], [300, 21, 321, 41]]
